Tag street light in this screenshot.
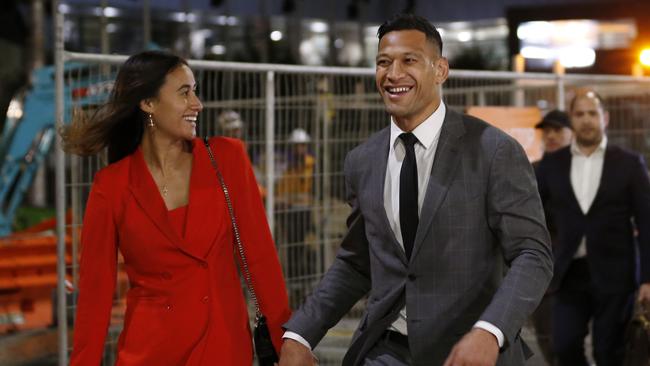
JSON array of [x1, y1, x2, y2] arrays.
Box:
[[640, 48, 650, 68]]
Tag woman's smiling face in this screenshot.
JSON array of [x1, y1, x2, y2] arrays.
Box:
[[147, 64, 203, 141]]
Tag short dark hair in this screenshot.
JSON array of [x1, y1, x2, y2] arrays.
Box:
[[569, 90, 606, 112], [377, 13, 443, 55]]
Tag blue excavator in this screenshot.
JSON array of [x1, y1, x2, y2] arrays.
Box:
[[0, 63, 113, 236]]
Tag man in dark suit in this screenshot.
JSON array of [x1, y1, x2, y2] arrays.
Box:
[[536, 90, 650, 366], [279, 13, 553, 366]]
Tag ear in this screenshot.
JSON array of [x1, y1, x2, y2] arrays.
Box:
[[434, 57, 449, 84], [603, 110, 610, 128], [139, 98, 156, 115]]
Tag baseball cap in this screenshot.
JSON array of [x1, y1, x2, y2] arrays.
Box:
[[535, 109, 571, 129]]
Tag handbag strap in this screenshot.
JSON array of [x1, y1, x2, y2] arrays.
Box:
[[203, 137, 262, 319]]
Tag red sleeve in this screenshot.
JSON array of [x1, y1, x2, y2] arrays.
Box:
[[70, 172, 118, 365], [224, 138, 291, 353]]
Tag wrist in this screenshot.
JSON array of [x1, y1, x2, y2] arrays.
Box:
[[474, 327, 499, 348]]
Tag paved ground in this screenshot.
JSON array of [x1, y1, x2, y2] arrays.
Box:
[[0, 328, 59, 366]]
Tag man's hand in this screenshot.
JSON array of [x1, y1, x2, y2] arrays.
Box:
[[279, 339, 317, 366], [443, 328, 499, 366], [638, 283, 650, 304]]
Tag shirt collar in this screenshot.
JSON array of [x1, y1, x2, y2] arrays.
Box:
[[570, 135, 608, 157], [390, 102, 446, 150]]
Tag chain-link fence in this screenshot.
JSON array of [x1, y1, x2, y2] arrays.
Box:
[[58, 51, 650, 365]]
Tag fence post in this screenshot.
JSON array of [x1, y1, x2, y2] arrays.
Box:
[[554, 60, 566, 111], [53, 4, 68, 366], [512, 54, 525, 107], [265, 71, 275, 234], [320, 84, 332, 271]]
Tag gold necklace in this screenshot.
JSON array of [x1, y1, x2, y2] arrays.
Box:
[[145, 153, 172, 198], [160, 168, 169, 197]]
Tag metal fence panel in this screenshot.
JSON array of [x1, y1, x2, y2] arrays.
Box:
[[59, 52, 650, 365]]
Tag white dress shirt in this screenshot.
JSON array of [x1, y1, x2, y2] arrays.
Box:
[[570, 136, 607, 258], [384, 102, 444, 334], [284, 102, 503, 350], [383, 103, 503, 347]]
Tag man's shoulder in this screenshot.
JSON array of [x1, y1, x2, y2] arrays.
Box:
[[536, 147, 570, 173], [456, 111, 519, 150], [604, 144, 647, 176], [346, 127, 389, 162], [545, 146, 571, 161], [607, 143, 642, 161]]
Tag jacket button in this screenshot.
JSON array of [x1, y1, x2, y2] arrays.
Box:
[[162, 272, 172, 280], [201, 296, 209, 303], [165, 304, 172, 311], [408, 274, 416, 281]]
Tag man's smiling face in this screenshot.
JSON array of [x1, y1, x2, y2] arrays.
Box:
[[375, 29, 447, 127]]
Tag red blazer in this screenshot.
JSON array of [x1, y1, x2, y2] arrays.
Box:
[[70, 137, 291, 365]]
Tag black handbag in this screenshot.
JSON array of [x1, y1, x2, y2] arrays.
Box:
[[623, 302, 650, 366], [204, 138, 279, 366]]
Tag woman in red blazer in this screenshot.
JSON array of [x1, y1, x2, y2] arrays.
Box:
[[62, 51, 291, 365]]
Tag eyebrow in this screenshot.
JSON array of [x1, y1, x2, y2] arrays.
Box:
[[176, 84, 196, 91], [376, 51, 424, 59]]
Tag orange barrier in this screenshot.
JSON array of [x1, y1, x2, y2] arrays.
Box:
[[0, 234, 71, 333], [0, 231, 129, 334]]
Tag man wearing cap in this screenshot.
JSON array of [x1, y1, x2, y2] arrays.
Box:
[[536, 91, 650, 366], [535, 109, 573, 156], [530, 109, 572, 366]]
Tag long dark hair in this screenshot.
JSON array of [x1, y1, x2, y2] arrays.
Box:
[[61, 50, 188, 163]]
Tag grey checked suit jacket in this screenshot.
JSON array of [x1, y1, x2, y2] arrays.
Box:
[[284, 108, 553, 366]]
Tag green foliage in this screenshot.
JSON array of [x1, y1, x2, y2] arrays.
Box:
[[13, 206, 56, 232]]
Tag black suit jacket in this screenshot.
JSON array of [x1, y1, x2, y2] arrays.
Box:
[[536, 144, 650, 293]]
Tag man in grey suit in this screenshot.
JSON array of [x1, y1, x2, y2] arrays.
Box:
[[279, 13, 553, 366]]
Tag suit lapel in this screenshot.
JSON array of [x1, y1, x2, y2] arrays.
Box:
[[184, 140, 226, 260], [127, 141, 225, 261], [588, 145, 614, 213], [128, 147, 184, 252], [369, 128, 408, 264], [560, 149, 582, 214], [410, 109, 464, 262]]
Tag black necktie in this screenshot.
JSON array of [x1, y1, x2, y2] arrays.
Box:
[[399, 132, 419, 260]]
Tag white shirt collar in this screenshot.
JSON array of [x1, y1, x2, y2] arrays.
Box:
[[389, 102, 446, 150], [570, 135, 608, 157]]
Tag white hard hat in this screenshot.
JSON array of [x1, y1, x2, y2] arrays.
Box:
[[218, 110, 243, 130], [288, 128, 311, 143]]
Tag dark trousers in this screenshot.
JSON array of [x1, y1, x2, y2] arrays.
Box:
[[531, 294, 555, 365], [363, 331, 411, 365], [553, 258, 634, 366]]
